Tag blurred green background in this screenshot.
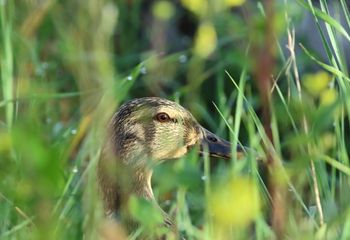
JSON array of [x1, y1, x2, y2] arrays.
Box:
[[1, 0, 350, 239]]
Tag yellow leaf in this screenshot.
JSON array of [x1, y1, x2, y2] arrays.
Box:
[[321, 132, 335, 151], [181, 0, 207, 17], [152, 1, 175, 20], [225, 0, 246, 7], [208, 177, 260, 227], [320, 88, 337, 106], [303, 71, 332, 97], [194, 22, 217, 58]]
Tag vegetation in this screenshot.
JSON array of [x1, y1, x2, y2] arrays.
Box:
[[1, 0, 350, 239]]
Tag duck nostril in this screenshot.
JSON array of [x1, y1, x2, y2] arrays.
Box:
[[208, 136, 218, 142]]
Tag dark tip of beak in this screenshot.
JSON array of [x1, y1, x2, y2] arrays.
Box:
[[199, 127, 248, 160]]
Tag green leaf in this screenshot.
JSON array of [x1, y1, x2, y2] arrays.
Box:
[[128, 196, 164, 228]]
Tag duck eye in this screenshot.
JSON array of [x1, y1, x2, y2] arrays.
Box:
[[155, 112, 171, 123]]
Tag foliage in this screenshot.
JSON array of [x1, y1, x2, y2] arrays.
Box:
[[0, 0, 350, 239]]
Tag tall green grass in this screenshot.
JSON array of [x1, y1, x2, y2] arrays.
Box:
[[0, 0, 349, 239]]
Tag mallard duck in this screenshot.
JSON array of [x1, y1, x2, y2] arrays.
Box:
[[98, 97, 246, 233]]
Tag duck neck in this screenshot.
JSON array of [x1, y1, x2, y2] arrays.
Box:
[[132, 167, 154, 200], [132, 166, 174, 229], [99, 165, 155, 216]]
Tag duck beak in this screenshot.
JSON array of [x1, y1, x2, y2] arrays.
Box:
[[199, 127, 247, 160]]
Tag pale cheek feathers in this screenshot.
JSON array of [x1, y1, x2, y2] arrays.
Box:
[[153, 144, 189, 160], [186, 128, 201, 146], [167, 146, 189, 159], [151, 129, 184, 160], [152, 127, 200, 160]]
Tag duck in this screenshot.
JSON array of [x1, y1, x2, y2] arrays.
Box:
[[97, 97, 247, 235]]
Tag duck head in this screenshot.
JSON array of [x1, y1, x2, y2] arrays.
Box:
[[108, 97, 243, 168]]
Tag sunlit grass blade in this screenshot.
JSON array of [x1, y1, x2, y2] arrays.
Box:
[[297, 0, 350, 42], [0, 2, 14, 128], [299, 44, 350, 82]]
